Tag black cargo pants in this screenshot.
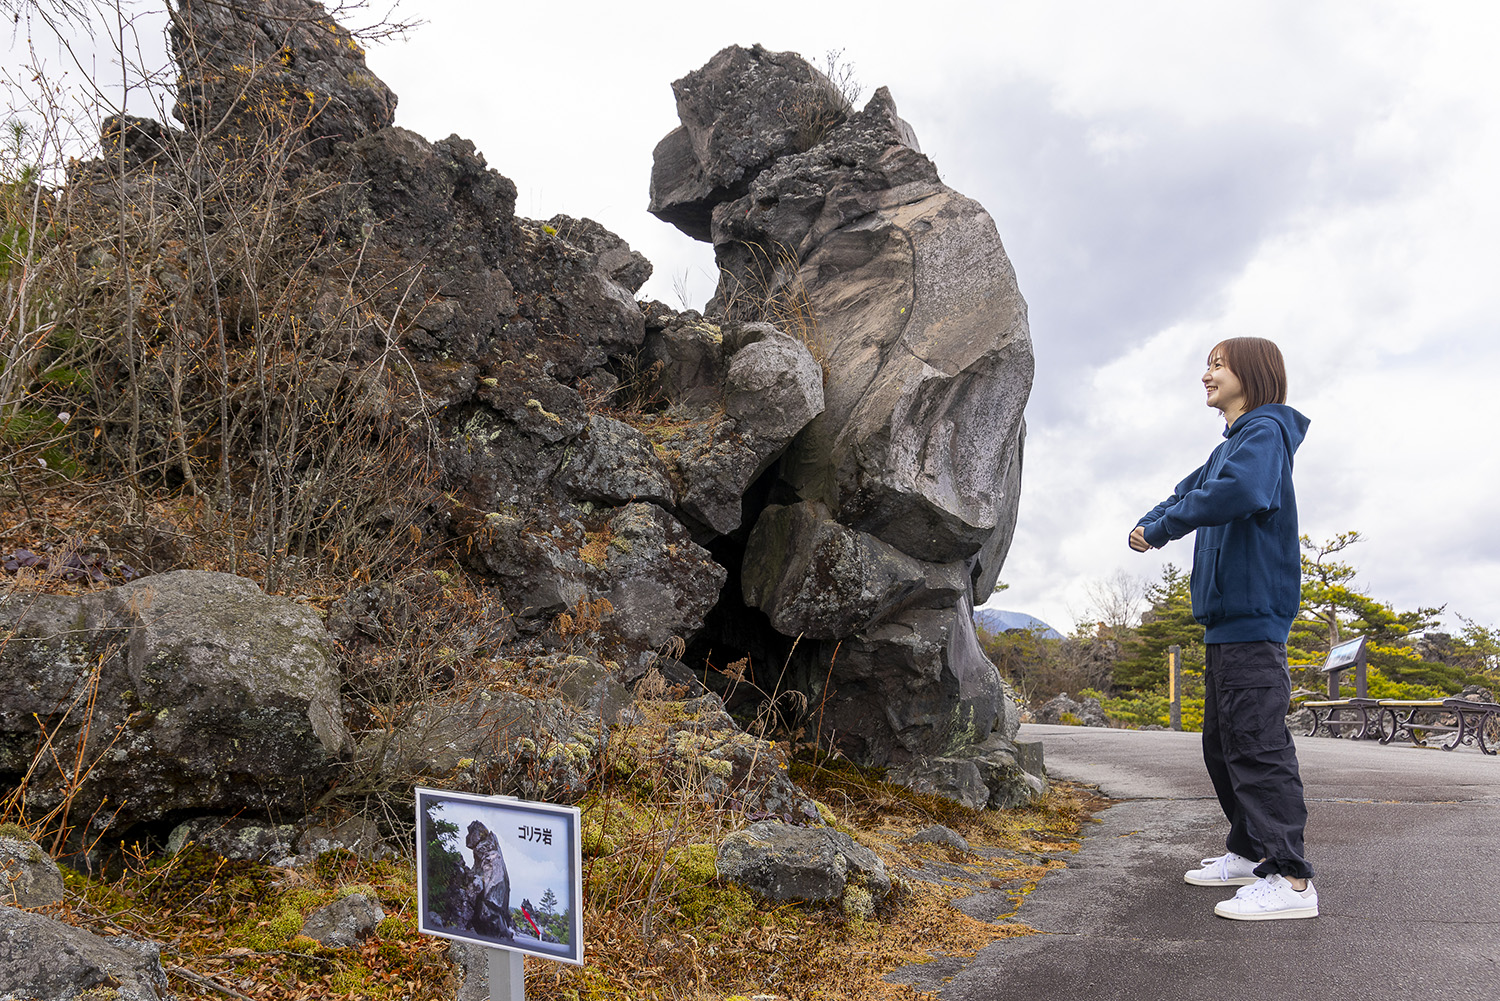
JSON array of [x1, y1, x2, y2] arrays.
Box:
[[1202, 640, 1314, 880]]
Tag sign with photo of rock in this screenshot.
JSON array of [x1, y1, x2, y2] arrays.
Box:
[[415, 787, 583, 965]]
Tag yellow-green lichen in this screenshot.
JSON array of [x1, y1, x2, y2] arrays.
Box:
[[549, 742, 591, 766], [696, 756, 734, 779], [842, 880, 875, 920], [525, 398, 561, 423]]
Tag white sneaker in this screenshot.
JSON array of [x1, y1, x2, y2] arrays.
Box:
[[1213, 875, 1319, 921], [1184, 851, 1260, 886]]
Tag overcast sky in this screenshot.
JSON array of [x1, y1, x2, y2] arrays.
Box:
[[9, 1, 1497, 636]]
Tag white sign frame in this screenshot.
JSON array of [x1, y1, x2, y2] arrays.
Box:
[[415, 787, 584, 966]]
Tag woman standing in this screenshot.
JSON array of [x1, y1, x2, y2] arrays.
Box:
[[1130, 337, 1317, 921]]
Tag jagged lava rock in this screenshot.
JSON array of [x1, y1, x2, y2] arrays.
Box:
[[299, 127, 524, 364], [631, 312, 825, 539], [1036, 692, 1110, 728], [526, 654, 634, 725], [557, 415, 677, 508], [170, 0, 396, 160], [889, 734, 1049, 811], [742, 499, 969, 639], [639, 694, 820, 822], [295, 814, 392, 862], [804, 594, 1007, 765], [360, 688, 603, 802], [0, 571, 349, 840], [165, 818, 297, 864], [650, 44, 846, 241], [722, 329, 824, 443], [598, 502, 728, 649], [546, 213, 654, 293]]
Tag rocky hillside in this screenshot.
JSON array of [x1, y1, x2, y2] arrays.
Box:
[[2, 0, 1043, 906]]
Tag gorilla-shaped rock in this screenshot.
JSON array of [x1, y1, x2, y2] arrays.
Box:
[[651, 48, 1035, 788], [719, 87, 1032, 577]]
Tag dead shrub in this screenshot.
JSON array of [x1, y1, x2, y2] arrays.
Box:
[[778, 48, 862, 153], [2, 1, 436, 593]]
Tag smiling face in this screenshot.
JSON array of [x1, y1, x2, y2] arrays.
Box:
[[1203, 351, 1249, 423]]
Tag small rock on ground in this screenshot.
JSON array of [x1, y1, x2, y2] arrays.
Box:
[[716, 820, 890, 919], [299, 893, 386, 948], [904, 825, 970, 853]]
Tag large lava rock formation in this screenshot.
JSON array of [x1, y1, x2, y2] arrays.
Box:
[[650, 46, 1037, 797]]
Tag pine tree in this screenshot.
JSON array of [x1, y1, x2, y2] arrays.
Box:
[[1112, 564, 1204, 691]]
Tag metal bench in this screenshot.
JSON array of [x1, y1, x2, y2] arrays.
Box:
[[1301, 639, 1381, 739], [1303, 698, 1384, 739], [1379, 698, 1500, 755]]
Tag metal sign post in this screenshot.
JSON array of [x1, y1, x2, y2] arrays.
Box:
[[1168, 645, 1182, 731], [487, 947, 525, 1001], [1320, 636, 1369, 699]]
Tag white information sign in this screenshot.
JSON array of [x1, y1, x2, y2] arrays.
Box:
[[415, 787, 584, 966]]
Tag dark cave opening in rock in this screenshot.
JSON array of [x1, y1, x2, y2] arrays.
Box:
[[681, 460, 814, 729]]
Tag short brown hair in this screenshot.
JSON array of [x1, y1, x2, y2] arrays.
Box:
[[1209, 337, 1287, 410]]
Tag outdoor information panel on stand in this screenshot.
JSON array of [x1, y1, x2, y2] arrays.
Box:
[[1320, 635, 1368, 698], [416, 788, 584, 1001]]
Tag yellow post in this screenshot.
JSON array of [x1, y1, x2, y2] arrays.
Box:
[[1169, 645, 1182, 731]]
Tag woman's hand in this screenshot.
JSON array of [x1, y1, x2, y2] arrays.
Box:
[[1129, 526, 1152, 552]]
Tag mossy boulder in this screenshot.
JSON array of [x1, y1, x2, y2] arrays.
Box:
[[716, 820, 890, 918], [298, 892, 386, 948], [0, 571, 349, 844], [359, 689, 603, 801]]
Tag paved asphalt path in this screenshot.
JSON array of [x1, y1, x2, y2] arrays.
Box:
[[894, 724, 1500, 999]]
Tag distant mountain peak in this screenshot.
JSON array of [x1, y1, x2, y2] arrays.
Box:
[[973, 607, 1062, 639]]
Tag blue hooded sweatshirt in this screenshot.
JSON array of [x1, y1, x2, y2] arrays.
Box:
[[1137, 404, 1311, 644]]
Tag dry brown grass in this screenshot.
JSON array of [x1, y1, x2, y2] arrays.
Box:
[[515, 748, 1105, 1001], [777, 49, 862, 154], [717, 241, 828, 379]]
